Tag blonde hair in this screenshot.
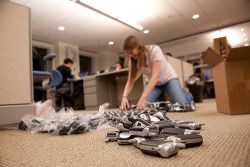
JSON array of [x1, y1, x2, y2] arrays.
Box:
[[122, 36, 145, 81]]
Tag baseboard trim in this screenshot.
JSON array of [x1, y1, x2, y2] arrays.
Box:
[[0, 103, 36, 125]]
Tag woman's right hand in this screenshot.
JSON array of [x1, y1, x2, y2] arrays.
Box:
[[120, 97, 130, 111]]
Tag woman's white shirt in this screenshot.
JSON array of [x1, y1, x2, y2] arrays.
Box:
[[142, 45, 177, 86]]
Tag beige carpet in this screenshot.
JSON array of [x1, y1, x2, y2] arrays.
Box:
[[0, 99, 249, 167]]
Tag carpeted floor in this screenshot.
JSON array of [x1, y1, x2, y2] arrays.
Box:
[[0, 99, 249, 167]]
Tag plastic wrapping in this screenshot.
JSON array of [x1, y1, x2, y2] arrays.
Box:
[[35, 99, 53, 117], [88, 102, 110, 131], [19, 101, 111, 135]]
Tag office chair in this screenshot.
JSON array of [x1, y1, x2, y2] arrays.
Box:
[[51, 69, 75, 109], [33, 53, 56, 101]]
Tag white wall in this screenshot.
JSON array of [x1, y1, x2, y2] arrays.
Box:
[[159, 32, 214, 58], [96, 51, 119, 72]]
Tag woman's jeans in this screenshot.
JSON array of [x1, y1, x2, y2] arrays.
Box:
[[144, 78, 193, 104]]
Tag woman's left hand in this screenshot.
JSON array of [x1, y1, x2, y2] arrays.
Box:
[[136, 96, 147, 110], [136, 60, 161, 111]]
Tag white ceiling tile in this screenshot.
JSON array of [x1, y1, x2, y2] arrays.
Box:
[[10, 0, 31, 5], [9, 0, 250, 53]]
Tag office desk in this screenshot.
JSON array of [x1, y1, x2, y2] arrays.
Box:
[[82, 68, 144, 110]]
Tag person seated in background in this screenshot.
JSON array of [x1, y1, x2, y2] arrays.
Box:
[[188, 68, 205, 84], [56, 58, 80, 82], [116, 61, 123, 70], [56, 58, 82, 108], [193, 68, 212, 98], [194, 68, 205, 81]]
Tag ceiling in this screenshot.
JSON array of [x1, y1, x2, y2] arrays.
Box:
[[10, 0, 250, 54]]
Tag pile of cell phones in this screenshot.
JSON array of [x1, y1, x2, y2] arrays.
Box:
[[145, 101, 196, 112], [104, 110, 204, 158]]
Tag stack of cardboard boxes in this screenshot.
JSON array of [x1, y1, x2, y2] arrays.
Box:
[[202, 37, 250, 115]]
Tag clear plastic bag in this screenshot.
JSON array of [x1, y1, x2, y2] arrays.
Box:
[[19, 102, 111, 135], [88, 102, 111, 131]]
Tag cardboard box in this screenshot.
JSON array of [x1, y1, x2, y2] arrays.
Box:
[[202, 46, 250, 115], [213, 37, 231, 56]]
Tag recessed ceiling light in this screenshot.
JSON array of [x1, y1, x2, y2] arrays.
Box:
[[241, 28, 244, 31], [143, 30, 149, 34], [58, 26, 65, 31], [109, 41, 114, 45], [243, 34, 246, 37], [192, 14, 199, 19], [244, 43, 249, 46]]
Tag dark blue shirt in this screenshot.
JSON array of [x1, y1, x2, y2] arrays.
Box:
[[56, 65, 73, 85]]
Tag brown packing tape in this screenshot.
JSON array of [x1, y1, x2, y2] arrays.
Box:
[[228, 83, 250, 114]]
